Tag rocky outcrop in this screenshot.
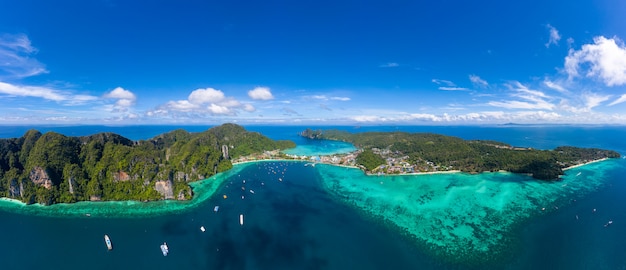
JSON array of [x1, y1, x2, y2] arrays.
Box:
[[29, 166, 53, 189], [9, 178, 21, 197], [177, 190, 186, 200], [68, 176, 75, 194], [113, 171, 131, 182], [154, 180, 174, 199]]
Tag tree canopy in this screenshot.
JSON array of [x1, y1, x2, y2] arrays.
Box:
[[0, 123, 295, 205]]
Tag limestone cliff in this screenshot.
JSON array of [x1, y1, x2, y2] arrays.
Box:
[[154, 180, 174, 199], [29, 167, 53, 189]]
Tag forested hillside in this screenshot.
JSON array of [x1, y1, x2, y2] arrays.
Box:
[[0, 124, 295, 205], [303, 128, 620, 180]]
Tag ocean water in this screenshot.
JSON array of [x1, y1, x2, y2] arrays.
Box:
[[0, 125, 625, 269]]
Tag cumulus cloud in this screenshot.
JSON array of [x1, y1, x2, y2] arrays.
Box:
[[564, 36, 626, 86], [104, 87, 136, 111], [188, 88, 224, 104], [248, 86, 274, 100], [0, 33, 48, 79], [545, 24, 561, 48], [469, 75, 488, 87], [153, 87, 253, 116], [379, 62, 399, 68]]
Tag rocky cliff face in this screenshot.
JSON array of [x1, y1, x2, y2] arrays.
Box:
[[9, 178, 21, 197], [113, 171, 131, 182], [29, 166, 53, 189], [154, 180, 174, 199]]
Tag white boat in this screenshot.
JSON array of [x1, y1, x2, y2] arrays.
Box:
[[576, 172, 582, 176], [249, 189, 255, 194], [104, 235, 113, 250], [214, 206, 219, 212], [239, 214, 244, 226], [160, 242, 169, 256], [200, 226, 206, 232]]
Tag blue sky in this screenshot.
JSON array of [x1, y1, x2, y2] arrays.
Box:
[[0, 0, 625, 125]]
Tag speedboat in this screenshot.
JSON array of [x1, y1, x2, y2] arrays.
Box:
[[104, 235, 113, 250], [240, 214, 244, 226], [160, 242, 169, 256], [200, 226, 205, 232]]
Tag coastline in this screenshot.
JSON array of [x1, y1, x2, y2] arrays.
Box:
[[563, 158, 609, 171], [0, 157, 614, 216]]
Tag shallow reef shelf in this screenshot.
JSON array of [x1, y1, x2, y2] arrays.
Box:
[[0, 163, 249, 218], [316, 159, 619, 264]]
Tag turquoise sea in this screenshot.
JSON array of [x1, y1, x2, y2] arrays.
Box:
[[1, 125, 625, 269]]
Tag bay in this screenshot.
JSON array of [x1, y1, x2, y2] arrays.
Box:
[[0, 125, 625, 269]]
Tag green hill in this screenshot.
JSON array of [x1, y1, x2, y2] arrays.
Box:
[[0, 123, 295, 205]]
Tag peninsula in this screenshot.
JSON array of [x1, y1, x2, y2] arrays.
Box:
[[0, 124, 294, 205], [299, 128, 621, 180]]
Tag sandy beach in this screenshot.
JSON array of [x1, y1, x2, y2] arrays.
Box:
[[563, 158, 609, 171]]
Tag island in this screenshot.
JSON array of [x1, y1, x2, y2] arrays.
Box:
[[297, 128, 621, 180], [0, 124, 620, 206], [0, 124, 294, 205]]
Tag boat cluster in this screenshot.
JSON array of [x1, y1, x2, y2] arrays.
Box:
[[102, 162, 296, 257]]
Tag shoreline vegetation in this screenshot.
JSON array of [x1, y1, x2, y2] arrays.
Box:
[[298, 128, 621, 180], [0, 124, 620, 207]]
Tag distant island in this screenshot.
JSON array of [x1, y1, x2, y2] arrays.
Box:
[[299, 128, 621, 180], [0, 124, 295, 205]]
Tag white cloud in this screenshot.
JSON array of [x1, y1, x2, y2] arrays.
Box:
[[351, 111, 564, 124], [432, 79, 456, 86], [243, 103, 256, 112], [0, 81, 67, 101], [564, 36, 626, 86], [488, 82, 555, 110], [608, 94, 626, 106], [207, 103, 231, 114], [153, 86, 254, 116], [309, 95, 351, 101], [379, 62, 399, 68], [438, 87, 469, 91], [248, 86, 274, 100], [104, 87, 136, 110], [188, 88, 225, 104], [164, 100, 198, 112], [0, 81, 99, 106], [469, 75, 488, 87], [0, 33, 48, 79], [543, 79, 568, 93], [582, 92, 610, 110], [545, 24, 561, 48]]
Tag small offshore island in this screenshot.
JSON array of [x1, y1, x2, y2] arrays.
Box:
[[0, 124, 620, 206]]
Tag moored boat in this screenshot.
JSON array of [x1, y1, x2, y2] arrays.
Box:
[[104, 235, 113, 250], [239, 214, 244, 226], [160, 242, 169, 256]]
